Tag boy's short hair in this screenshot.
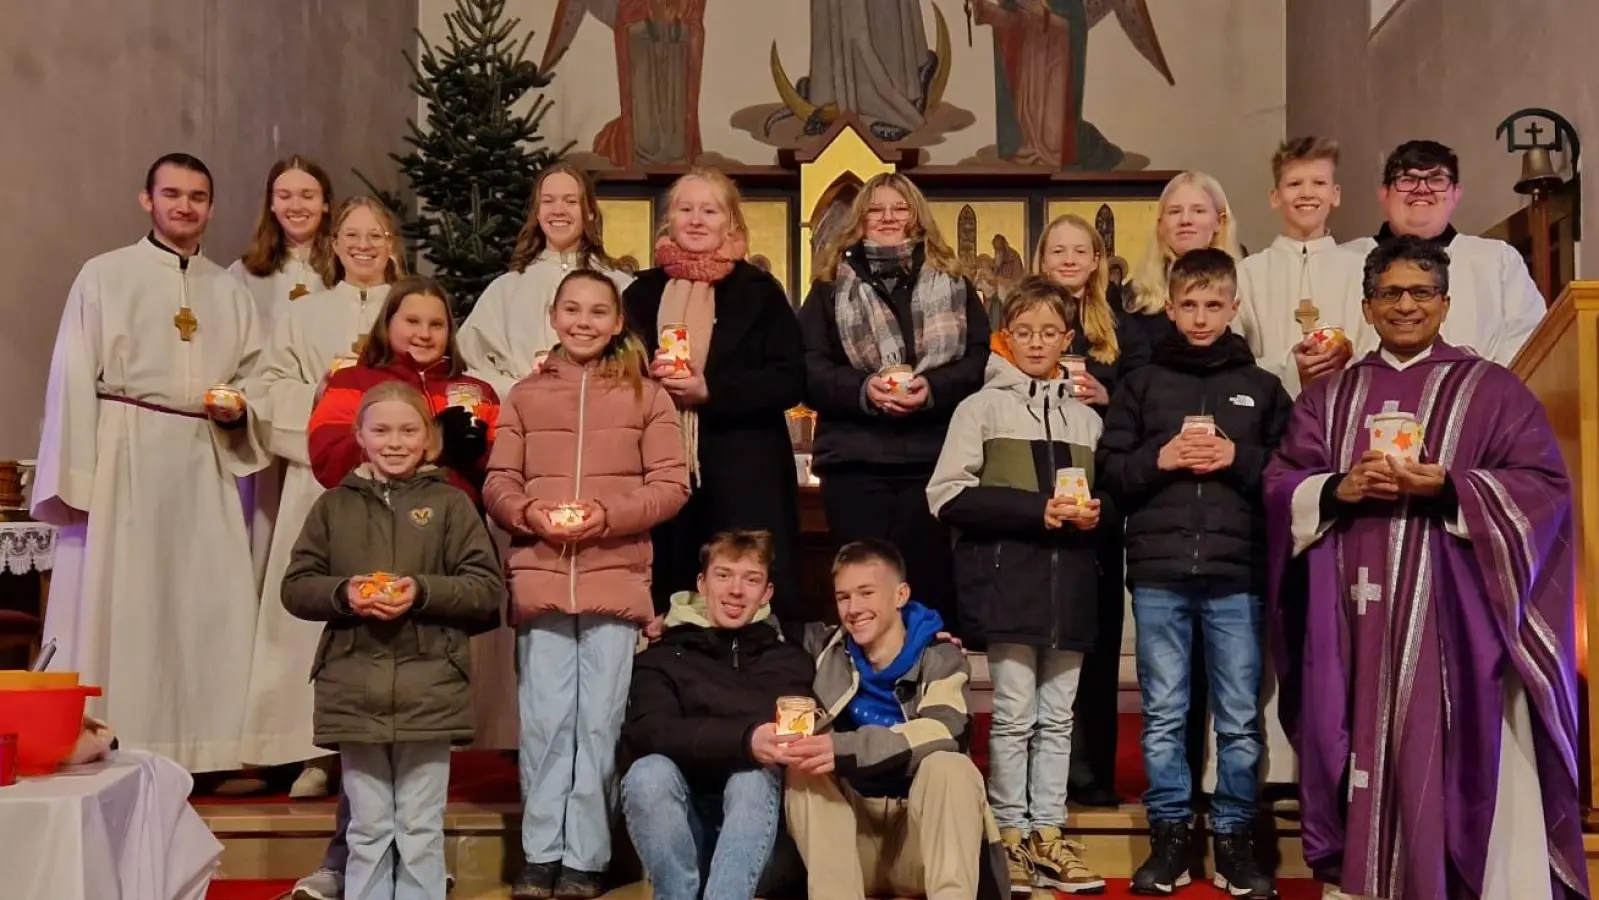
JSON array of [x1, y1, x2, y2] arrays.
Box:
[[1271, 137, 1340, 184], [1382, 140, 1459, 185], [699, 530, 775, 576], [1168, 248, 1237, 301], [1001, 275, 1079, 331], [831, 539, 907, 581]]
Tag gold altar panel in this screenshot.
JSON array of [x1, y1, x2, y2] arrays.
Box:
[[1046, 200, 1161, 284], [597, 198, 655, 274], [741, 199, 793, 301], [929, 200, 1028, 302]]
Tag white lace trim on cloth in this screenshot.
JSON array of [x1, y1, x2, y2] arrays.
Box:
[[0, 523, 55, 574]]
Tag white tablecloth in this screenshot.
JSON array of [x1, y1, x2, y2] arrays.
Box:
[[0, 750, 221, 900]]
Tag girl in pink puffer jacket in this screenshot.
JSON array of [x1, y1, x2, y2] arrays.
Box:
[[483, 269, 689, 896]]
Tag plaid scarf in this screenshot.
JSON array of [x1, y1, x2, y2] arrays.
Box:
[[833, 241, 967, 374]]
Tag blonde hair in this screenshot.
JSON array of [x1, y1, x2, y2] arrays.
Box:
[[355, 380, 442, 464], [657, 168, 749, 243], [812, 172, 960, 282], [331, 197, 408, 284], [508, 162, 618, 272], [239, 155, 337, 285], [552, 270, 649, 401], [1271, 137, 1340, 185], [1033, 214, 1119, 365], [1128, 171, 1240, 315]]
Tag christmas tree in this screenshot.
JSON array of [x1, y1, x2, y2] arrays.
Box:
[[359, 0, 570, 319]]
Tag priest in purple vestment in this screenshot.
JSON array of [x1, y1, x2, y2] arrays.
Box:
[[1264, 235, 1587, 900]]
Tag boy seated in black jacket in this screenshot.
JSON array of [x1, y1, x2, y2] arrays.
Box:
[[619, 531, 815, 900], [1097, 249, 1292, 899]]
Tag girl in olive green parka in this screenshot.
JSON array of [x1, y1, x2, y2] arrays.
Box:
[[282, 380, 504, 900]]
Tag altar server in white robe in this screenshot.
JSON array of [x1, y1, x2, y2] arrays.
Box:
[[1343, 140, 1546, 365], [228, 156, 336, 590], [32, 153, 269, 773], [239, 197, 403, 793], [1237, 137, 1369, 397], [458, 162, 633, 398], [456, 162, 632, 749]]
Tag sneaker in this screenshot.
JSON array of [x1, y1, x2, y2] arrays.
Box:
[[552, 867, 605, 899], [1131, 820, 1193, 895], [291, 868, 343, 900], [999, 827, 1035, 894], [1030, 826, 1106, 894], [510, 861, 560, 900], [1212, 829, 1276, 898]]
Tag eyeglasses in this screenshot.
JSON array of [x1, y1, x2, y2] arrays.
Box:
[[1389, 172, 1455, 193], [866, 205, 912, 221], [1370, 285, 1443, 304], [338, 230, 391, 244], [1007, 327, 1066, 344]]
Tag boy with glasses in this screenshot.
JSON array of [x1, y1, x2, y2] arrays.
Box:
[[1342, 140, 1545, 365]]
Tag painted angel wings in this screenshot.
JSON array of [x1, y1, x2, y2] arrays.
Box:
[[540, 0, 620, 71], [1086, 0, 1175, 85]]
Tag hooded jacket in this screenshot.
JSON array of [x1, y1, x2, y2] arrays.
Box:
[[926, 354, 1105, 651], [483, 352, 691, 625], [281, 465, 504, 748], [622, 591, 815, 791], [1096, 331, 1293, 593]]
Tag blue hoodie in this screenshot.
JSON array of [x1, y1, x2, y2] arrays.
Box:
[[840, 600, 944, 796]]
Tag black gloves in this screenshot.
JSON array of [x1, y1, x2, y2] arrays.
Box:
[[435, 406, 487, 471]]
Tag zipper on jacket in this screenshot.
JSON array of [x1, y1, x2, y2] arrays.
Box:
[[731, 636, 741, 672], [1042, 389, 1061, 650], [1192, 390, 1205, 575], [570, 368, 589, 612]]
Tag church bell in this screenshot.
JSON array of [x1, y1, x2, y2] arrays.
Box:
[[1514, 147, 1564, 196]]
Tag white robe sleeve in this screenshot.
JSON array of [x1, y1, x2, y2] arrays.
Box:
[[215, 280, 271, 477], [243, 308, 318, 465], [1486, 243, 1547, 366], [1289, 473, 1335, 557], [30, 264, 104, 526], [457, 277, 523, 401]]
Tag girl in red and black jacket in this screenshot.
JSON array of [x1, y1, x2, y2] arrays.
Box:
[[309, 275, 500, 506]]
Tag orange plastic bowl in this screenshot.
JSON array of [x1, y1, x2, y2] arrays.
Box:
[[0, 685, 101, 775]]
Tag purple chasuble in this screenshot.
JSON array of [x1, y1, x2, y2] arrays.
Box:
[[1264, 342, 1587, 900]]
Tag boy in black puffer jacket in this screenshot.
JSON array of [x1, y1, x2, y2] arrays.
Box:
[[1097, 249, 1292, 898]]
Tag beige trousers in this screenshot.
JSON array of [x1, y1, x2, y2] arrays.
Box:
[[785, 751, 986, 900]]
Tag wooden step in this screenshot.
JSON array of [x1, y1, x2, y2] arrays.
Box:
[[198, 799, 1312, 887]]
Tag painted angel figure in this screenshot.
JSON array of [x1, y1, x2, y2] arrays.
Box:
[[971, 0, 1174, 170], [542, 0, 707, 169]]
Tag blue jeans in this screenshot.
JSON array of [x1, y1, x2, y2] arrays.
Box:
[[621, 755, 784, 900], [1132, 586, 1263, 832], [516, 612, 640, 872], [341, 741, 452, 900]]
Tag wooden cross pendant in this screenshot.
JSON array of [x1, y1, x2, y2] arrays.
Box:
[[1294, 298, 1320, 335], [351, 335, 369, 355], [289, 283, 310, 301], [174, 307, 198, 341]]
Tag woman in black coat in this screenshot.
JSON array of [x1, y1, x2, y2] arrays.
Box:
[[624, 171, 806, 634], [798, 172, 989, 632]]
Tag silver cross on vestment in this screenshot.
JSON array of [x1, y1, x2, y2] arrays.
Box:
[[1351, 567, 1382, 615]]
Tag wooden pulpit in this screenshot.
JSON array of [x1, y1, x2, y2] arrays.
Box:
[[1510, 280, 1599, 825]]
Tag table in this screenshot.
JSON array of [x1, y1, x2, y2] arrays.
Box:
[[0, 750, 222, 900], [0, 521, 54, 660]]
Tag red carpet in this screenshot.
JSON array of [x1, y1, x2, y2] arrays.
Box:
[[205, 881, 292, 900], [203, 878, 1324, 899]]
